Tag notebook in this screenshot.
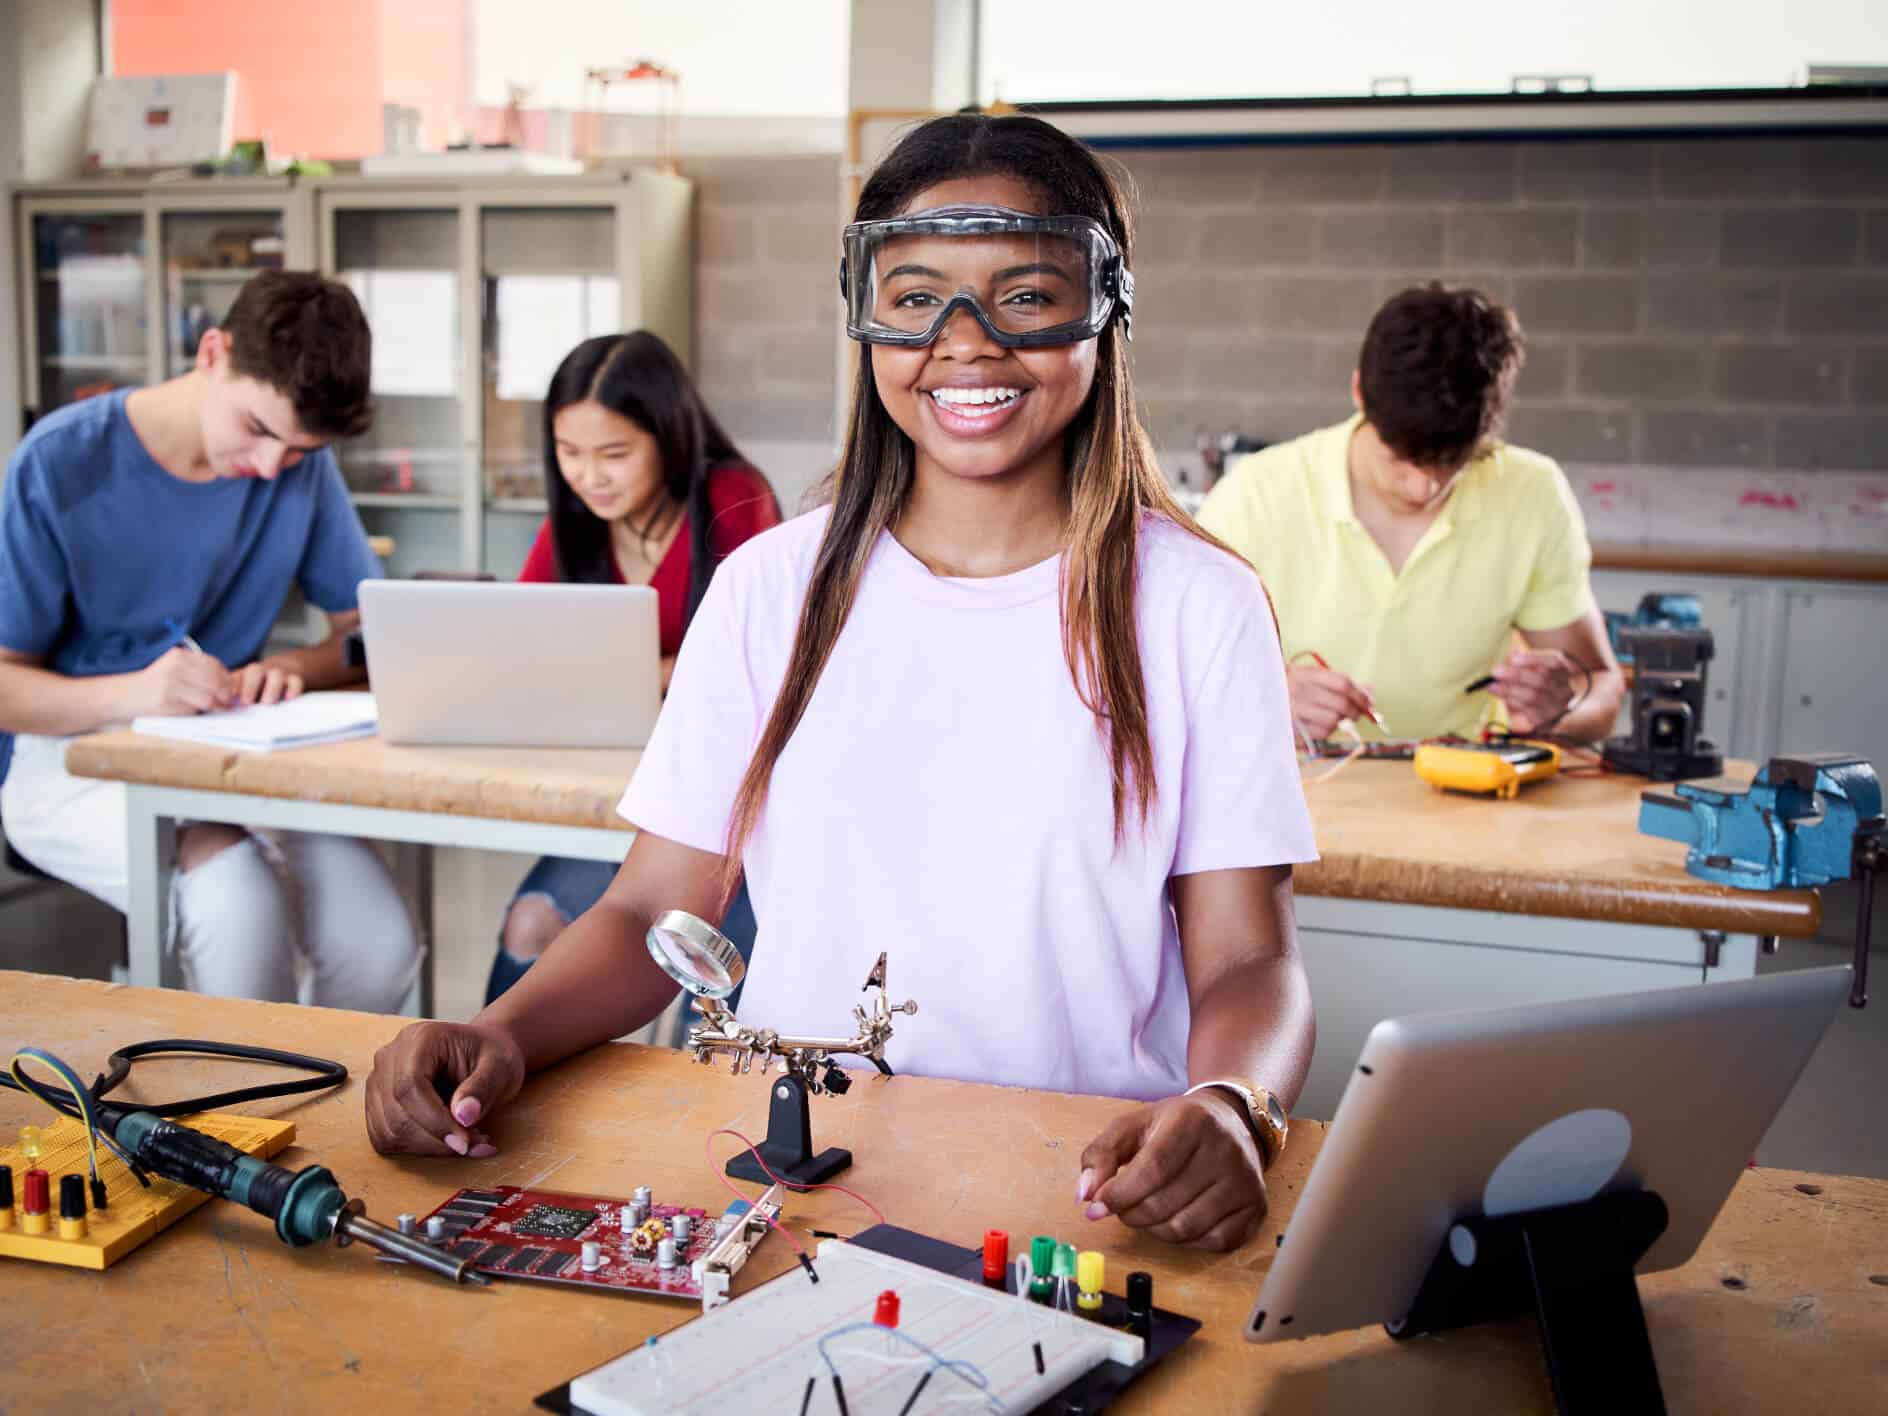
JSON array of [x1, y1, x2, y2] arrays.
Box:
[[131, 691, 379, 752]]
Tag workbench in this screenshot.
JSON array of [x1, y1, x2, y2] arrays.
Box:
[[3, 973, 1883, 1415], [66, 735, 1821, 1116]]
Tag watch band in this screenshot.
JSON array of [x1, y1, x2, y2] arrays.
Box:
[[1184, 1078, 1288, 1169]]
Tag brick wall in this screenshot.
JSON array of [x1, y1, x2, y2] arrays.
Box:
[[1111, 134, 1888, 479], [688, 153, 843, 513]]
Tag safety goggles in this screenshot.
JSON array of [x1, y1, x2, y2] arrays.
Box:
[[839, 204, 1134, 348]]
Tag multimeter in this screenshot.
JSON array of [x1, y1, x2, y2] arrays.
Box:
[[1413, 740, 1562, 799]]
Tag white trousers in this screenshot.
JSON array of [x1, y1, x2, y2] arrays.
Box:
[[2, 732, 421, 1012]]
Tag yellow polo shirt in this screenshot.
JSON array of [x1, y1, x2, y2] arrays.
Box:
[[1196, 416, 1595, 741]]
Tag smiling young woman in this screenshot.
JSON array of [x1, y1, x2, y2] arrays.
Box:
[[365, 115, 1317, 1257]]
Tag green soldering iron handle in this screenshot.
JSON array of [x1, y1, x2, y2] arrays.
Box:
[[108, 1110, 347, 1246]]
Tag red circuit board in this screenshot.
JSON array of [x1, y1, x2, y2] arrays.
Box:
[[413, 1186, 735, 1300]]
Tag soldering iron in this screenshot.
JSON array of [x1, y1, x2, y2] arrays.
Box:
[[3, 1037, 486, 1286]]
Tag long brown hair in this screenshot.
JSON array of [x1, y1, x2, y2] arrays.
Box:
[[719, 114, 1236, 901]]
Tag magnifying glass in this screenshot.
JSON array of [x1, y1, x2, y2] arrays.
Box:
[[645, 909, 746, 999]]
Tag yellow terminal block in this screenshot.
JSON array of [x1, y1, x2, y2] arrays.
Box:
[[1076, 1250, 1105, 1311], [58, 1214, 86, 1241], [22, 1209, 49, 1236], [1413, 740, 1561, 799]]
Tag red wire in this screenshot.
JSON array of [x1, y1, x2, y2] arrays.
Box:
[[705, 1126, 889, 1263]]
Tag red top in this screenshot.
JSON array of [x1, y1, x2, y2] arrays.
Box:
[[517, 462, 782, 656]]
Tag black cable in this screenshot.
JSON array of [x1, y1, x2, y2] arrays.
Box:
[[90, 1038, 347, 1115], [3, 1038, 345, 1122]]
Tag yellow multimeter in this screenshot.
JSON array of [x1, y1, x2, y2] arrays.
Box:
[[1413, 740, 1562, 799]]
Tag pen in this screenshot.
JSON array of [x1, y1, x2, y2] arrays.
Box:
[[163, 619, 206, 656], [1465, 674, 1497, 694], [1299, 649, 1390, 734]]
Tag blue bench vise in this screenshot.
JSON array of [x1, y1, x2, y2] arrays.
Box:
[[1640, 754, 1882, 1007]]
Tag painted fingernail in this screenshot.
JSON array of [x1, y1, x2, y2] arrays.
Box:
[[453, 1098, 482, 1126], [444, 1132, 469, 1156], [1084, 1202, 1108, 1222], [468, 1143, 498, 1158], [1077, 1168, 1095, 1203]]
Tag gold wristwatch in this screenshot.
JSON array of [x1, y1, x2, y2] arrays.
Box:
[[1185, 1079, 1288, 1169]]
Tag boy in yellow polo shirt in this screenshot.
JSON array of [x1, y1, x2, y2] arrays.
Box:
[[1198, 284, 1624, 744]]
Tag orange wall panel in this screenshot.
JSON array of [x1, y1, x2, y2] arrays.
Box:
[[113, 0, 466, 159], [379, 0, 469, 148]]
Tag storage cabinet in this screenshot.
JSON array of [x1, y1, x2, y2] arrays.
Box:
[[11, 170, 694, 582]]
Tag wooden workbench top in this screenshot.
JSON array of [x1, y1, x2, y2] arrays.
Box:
[[67, 731, 640, 832], [3, 973, 1884, 1415], [68, 732, 1821, 937], [1295, 758, 1821, 937]]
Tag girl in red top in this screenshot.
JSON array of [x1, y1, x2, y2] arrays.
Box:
[[491, 332, 780, 1004]]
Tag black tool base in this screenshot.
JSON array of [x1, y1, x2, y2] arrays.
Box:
[[1387, 1189, 1670, 1416], [723, 1071, 853, 1188]]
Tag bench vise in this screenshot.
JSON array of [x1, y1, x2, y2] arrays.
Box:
[[1640, 754, 1882, 1007]]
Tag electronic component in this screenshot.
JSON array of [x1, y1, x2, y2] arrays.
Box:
[[513, 1202, 599, 1240], [1077, 1250, 1105, 1311], [21, 1167, 50, 1236], [401, 1183, 778, 1310], [1414, 740, 1561, 799], [0, 1111, 294, 1270], [1127, 1270, 1154, 1339], [1028, 1233, 1056, 1302], [982, 1228, 1008, 1286], [555, 1230, 1201, 1416]]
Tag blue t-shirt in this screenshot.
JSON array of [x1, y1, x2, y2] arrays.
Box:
[[0, 390, 383, 782]]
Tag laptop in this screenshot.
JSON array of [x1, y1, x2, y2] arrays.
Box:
[[358, 580, 661, 748], [1247, 966, 1850, 1343]]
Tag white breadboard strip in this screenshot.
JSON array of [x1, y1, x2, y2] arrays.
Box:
[[570, 1239, 1144, 1415]]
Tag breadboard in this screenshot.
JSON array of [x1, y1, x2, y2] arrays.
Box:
[[412, 1185, 737, 1301], [568, 1238, 1145, 1415], [0, 1111, 296, 1270]]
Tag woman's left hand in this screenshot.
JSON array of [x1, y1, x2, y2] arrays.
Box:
[[1077, 1090, 1268, 1251]]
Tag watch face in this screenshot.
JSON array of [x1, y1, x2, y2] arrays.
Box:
[[1263, 1092, 1288, 1131]]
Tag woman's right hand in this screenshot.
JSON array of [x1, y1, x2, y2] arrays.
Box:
[[365, 1020, 526, 1157], [1285, 664, 1375, 743]]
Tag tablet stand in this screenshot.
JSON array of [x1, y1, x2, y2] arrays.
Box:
[[723, 1073, 852, 1188], [1386, 1189, 1669, 1416]]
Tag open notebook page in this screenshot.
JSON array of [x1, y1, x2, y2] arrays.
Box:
[[131, 692, 378, 752]]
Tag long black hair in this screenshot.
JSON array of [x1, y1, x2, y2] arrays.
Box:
[[542, 331, 763, 629]]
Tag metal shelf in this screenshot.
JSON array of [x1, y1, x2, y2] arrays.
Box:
[[41, 354, 148, 372], [347, 493, 462, 510]]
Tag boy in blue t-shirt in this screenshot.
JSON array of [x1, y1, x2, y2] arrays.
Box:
[[0, 270, 419, 1011]]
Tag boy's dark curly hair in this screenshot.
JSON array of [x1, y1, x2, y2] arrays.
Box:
[[221, 269, 374, 440], [1357, 284, 1525, 470]]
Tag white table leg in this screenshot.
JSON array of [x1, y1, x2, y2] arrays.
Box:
[[123, 785, 178, 990]]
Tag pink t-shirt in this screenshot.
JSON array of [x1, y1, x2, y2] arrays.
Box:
[[618, 508, 1317, 1100]]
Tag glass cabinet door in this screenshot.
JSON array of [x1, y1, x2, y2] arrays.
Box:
[[29, 212, 149, 412], [161, 209, 287, 378], [480, 204, 620, 577], [331, 207, 464, 577]]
